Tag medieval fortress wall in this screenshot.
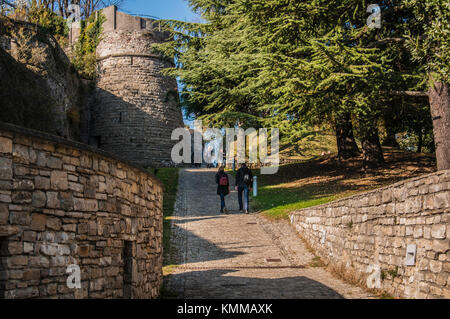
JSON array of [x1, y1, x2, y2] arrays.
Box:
[[87, 6, 184, 168], [290, 170, 450, 299], [0, 122, 163, 299], [0, 6, 182, 299]]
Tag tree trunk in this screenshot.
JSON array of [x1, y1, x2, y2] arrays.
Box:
[[417, 128, 423, 153], [382, 131, 400, 148], [335, 113, 360, 160], [359, 121, 384, 169], [429, 81, 450, 170]]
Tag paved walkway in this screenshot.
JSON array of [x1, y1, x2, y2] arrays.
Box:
[[164, 168, 373, 299]]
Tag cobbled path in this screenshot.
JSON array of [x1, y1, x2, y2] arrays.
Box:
[[164, 168, 374, 299]]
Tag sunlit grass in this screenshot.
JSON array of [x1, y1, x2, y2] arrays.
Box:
[[150, 168, 180, 269]]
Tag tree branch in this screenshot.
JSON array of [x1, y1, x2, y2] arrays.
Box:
[[367, 35, 426, 48], [387, 90, 429, 97]]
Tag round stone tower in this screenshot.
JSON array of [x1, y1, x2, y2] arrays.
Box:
[[91, 6, 184, 167]]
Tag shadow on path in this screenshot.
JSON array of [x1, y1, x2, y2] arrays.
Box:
[[164, 269, 345, 299]]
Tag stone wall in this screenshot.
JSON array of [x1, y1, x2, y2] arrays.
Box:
[[86, 6, 184, 168], [0, 18, 83, 140], [290, 170, 449, 299], [0, 122, 163, 299]]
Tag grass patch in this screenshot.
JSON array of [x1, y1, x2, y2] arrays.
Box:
[[151, 168, 180, 270], [308, 256, 326, 268], [251, 149, 435, 220], [251, 165, 360, 220]]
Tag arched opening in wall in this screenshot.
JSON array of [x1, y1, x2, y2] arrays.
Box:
[[123, 240, 133, 299], [0, 237, 9, 299]]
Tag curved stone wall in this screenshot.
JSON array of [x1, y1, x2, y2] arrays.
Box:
[[91, 6, 184, 168], [0, 122, 163, 299], [290, 170, 449, 299]]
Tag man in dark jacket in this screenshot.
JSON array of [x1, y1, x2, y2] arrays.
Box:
[[235, 163, 253, 214]]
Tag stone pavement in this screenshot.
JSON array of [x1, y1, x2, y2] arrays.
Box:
[[164, 168, 374, 299]]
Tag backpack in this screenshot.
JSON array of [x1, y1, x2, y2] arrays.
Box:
[[219, 174, 228, 186], [243, 172, 251, 185]]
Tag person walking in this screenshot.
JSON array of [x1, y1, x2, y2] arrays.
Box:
[[235, 163, 253, 214], [215, 166, 230, 214]]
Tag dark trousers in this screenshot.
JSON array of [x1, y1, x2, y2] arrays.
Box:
[[219, 193, 226, 211], [238, 185, 249, 211]]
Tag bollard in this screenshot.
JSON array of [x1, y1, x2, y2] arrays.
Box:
[[253, 176, 258, 197]]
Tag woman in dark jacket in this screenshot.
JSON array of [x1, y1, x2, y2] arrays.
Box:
[[215, 166, 230, 214]]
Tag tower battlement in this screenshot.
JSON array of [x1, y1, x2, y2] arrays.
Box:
[[82, 6, 184, 168]]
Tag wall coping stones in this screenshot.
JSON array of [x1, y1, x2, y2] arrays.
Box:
[[290, 169, 448, 217], [0, 121, 162, 188]]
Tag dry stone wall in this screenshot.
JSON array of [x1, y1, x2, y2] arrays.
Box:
[[290, 170, 450, 299], [0, 122, 163, 299]]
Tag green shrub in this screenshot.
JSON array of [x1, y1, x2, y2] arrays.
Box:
[[72, 12, 105, 79]]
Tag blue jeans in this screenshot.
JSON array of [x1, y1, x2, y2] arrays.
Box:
[[238, 185, 249, 211], [219, 193, 226, 211]]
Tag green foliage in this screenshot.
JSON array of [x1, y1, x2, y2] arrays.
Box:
[[404, 0, 450, 84], [155, 0, 446, 160], [72, 12, 105, 79], [153, 168, 180, 267], [27, 4, 68, 38]]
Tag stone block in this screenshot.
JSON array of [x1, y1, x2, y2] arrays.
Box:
[[29, 256, 50, 269], [9, 255, 28, 267], [8, 241, 23, 254], [59, 192, 74, 211], [31, 213, 47, 231], [432, 239, 449, 253], [23, 269, 41, 281], [0, 157, 13, 180], [74, 198, 98, 212], [24, 242, 34, 253], [13, 144, 30, 164], [47, 157, 62, 169], [47, 217, 62, 231], [431, 225, 446, 239], [32, 191, 47, 208], [434, 192, 449, 210], [0, 203, 8, 224], [34, 176, 50, 190], [430, 260, 443, 273], [50, 171, 68, 190], [11, 191, 32, 204], [46, 192, 60, 209], [0, 137, 12, 153]]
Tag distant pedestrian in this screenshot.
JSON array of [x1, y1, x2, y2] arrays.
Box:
[[235, 163, 253, 214], [215, 166, 230, 214]]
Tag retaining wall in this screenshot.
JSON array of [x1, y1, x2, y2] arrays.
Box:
[[290, 170, 449, 298], [0, 122, 163, 299]]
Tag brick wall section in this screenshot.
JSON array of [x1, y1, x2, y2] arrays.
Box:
[[0, 123, 163, 299], [290, 170, 449, 299]]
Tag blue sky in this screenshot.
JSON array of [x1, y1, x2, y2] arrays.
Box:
[[120, 0, 201, 22]]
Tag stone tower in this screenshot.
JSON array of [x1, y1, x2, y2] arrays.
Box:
[[88, 6, 184, 167]]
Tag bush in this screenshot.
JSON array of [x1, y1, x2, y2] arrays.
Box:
[[72, 12, 105, 79]]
